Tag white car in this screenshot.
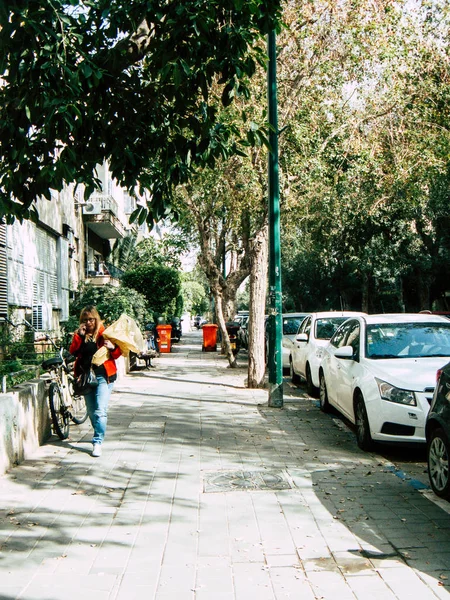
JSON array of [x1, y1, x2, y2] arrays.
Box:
[[290, 311, 366, 396], [319, 313, 450, 450], [281, 312, 309, 372]]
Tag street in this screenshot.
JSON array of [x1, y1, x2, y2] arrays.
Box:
[[285, 380, 435, 500], [1, 330, 450, 600]]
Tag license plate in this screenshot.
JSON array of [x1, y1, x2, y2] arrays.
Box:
[[230, 342, 236, 350]]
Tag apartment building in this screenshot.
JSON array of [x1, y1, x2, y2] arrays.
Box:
[[0, 163, 139, 331]]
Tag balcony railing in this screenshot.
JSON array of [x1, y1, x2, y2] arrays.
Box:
[[86, 193, 119, 216], [82, 193, 126, 239]]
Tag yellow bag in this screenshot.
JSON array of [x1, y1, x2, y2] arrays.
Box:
[[91, 345, 109, 366], [96, 313, 145, 359]]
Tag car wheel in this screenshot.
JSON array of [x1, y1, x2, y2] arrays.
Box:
[[354, 392, 374, 451], [290, 358, 300, 384], [319, 372, 330, 413], [306, 363, 319, 397], [428, 428, 450, 500]]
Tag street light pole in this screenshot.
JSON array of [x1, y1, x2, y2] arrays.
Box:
[[267, 29, 283, 408]]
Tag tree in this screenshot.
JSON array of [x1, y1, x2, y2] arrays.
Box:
[[280, 1, 450, 313], [181, 270, 209, 316], [0, 0, 282, 223], [122, 264, 182, 320], [174, 148, 266, 370]]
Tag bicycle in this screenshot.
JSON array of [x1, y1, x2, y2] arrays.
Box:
[[4, 318, 88, 439], [42, 346, 88, 439]]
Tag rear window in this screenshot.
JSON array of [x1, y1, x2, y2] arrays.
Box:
[[283, 316, 306, 335], [315, 317, 348, 340]]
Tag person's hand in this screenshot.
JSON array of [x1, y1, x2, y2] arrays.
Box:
[[104, 339, 115, 350], [78, 324, 86, 337]]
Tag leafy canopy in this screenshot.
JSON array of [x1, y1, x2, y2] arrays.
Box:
[[122, 263, 182, 318], [0, 0, 282, 223], [69, 283, 149, 330]]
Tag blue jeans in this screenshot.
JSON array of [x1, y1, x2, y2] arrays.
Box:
[[84, 375, 114, 445]]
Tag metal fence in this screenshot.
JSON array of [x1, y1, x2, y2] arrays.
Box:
[[0, 331, 64, 391]]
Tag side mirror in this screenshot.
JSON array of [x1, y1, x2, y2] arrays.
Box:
[[296, 333, 308, 343], [334, 345, 354, 359]]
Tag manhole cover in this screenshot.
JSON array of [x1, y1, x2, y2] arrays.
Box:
[[203, 470, 291, 493]]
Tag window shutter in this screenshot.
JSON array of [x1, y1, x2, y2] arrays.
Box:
[[8, 222, 59, 322], [58, 237, 69, 320], [0, 224, 7, 317]]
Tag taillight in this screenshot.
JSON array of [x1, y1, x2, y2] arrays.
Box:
[[436, 368, 443, 383]]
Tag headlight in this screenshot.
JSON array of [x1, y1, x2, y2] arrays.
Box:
[[375, 378, 417, 406]]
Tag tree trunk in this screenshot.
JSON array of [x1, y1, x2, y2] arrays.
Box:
[[212, 288, 238, 368], [222, 295, 237, 323], [247, 225, 269, 388], [416, 269, 430, 311], [361, 271, 369, 313]]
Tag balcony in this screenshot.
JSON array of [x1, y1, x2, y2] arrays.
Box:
[[82, 194, 127, 239], [85, 273, 121, 288], [84, 262, 123, 288]]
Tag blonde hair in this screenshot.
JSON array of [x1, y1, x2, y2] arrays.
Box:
[[79, 305, 102, 341]]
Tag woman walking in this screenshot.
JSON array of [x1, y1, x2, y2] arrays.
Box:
[[69, 305, 122, 457]]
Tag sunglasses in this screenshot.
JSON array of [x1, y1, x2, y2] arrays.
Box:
[[82, 318, 96, 323]]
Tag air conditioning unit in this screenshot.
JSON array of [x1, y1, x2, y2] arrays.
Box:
[[82, 202, 102, 215]]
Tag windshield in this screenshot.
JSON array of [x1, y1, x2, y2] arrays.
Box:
[[366, 322, 450, 359], [315, 317, 349, 340]]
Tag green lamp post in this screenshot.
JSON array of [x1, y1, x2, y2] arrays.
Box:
[[267, 29, 283, 408]]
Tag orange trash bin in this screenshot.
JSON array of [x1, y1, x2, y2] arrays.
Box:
[[156, 325, 172, 353], [202, 324, 218, 352]]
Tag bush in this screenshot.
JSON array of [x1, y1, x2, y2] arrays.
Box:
[[122, 264, 182, 320], [69, 284, 149, 330]]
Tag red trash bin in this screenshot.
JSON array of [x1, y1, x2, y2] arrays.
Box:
[[156, 325, 172, 353], [202, 324, 218, 352]]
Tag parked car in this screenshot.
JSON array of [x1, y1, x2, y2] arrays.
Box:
[[290, 311, 365, 396], [237, 314, 249, 350], [319, 313, 450, 451], [170, 317, 182, 342], [426, 361, 450, 500], [281, 313, 309, 373], [264, 313, 308, 369], [194, 315, 207, 329]]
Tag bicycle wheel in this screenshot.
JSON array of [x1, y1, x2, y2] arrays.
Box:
[[49, 382, 70, 440], [71, 394, 88, 424]]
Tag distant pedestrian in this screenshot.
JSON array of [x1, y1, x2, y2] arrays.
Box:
[[69, 305, 122, 457]]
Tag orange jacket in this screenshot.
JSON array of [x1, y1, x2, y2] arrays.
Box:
[[69, 324, 122, 379]]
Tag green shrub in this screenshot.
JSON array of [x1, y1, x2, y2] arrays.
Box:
[[122, 264, 182, 320], [69, 284, 149, 330]]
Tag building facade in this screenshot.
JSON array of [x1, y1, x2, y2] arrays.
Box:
[[1, 163, 139, 332]]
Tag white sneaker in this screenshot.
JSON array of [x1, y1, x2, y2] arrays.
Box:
[[92, 443, 102, 457]]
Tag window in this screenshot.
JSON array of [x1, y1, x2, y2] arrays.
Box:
[[330, 321, 353, 349], [300, 316, 311, 336], [0, 224, 7, 318], [315, 317, 349, 340], [283, 317, 303, 335], [366, 322, 450, 359], [345, 321, 360, 359]]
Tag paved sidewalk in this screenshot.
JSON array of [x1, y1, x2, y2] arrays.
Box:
[[1, 331, 450, 599]]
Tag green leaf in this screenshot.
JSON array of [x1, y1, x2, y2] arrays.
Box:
[[129, 207, 141, 224], [221, 82, 235, 107]]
